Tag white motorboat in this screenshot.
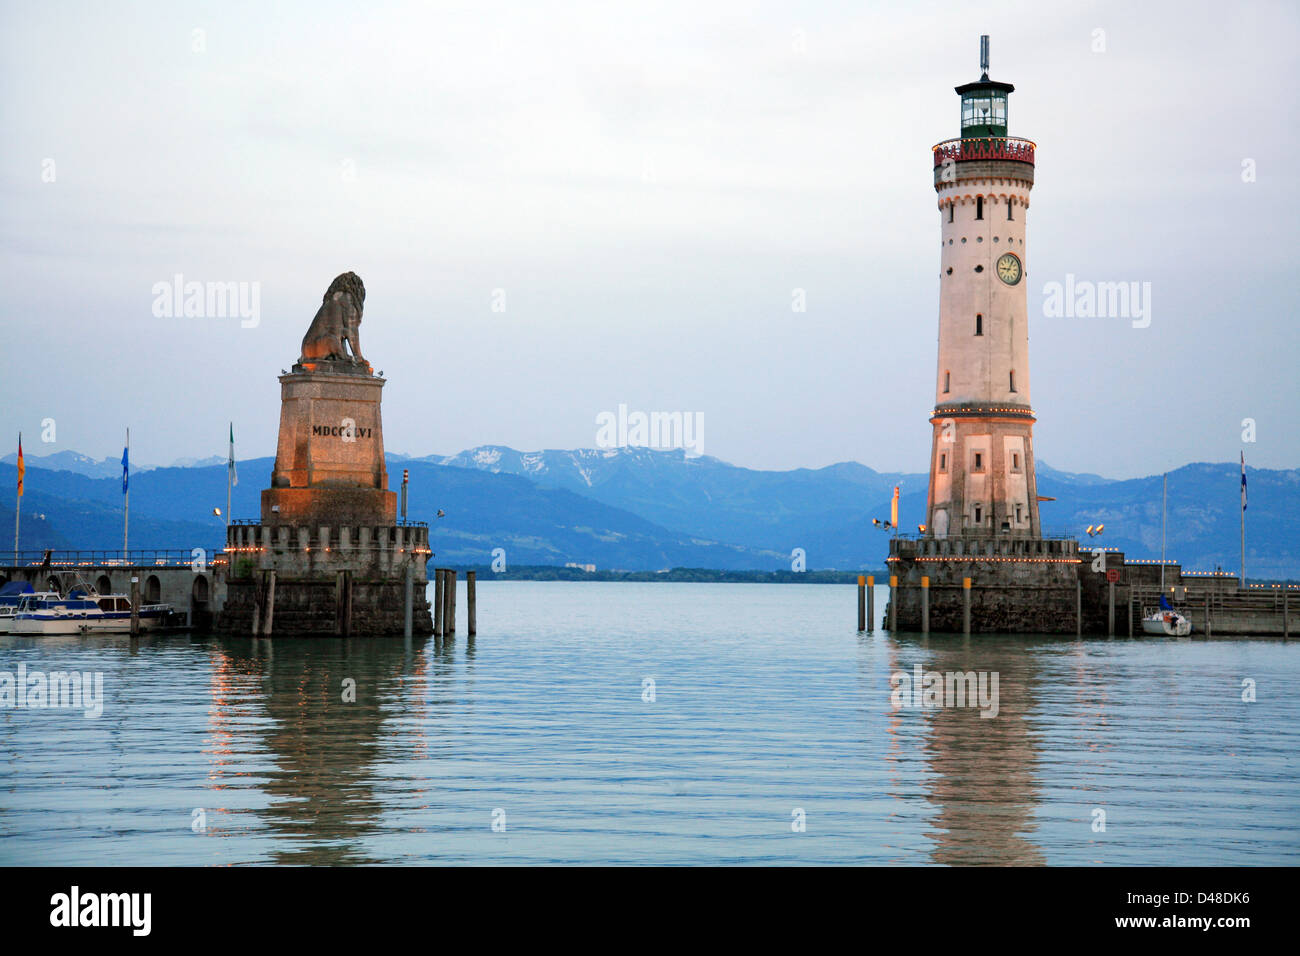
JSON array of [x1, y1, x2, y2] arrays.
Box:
[[0, 584, 59, 634], [9, 589, 173, 635]]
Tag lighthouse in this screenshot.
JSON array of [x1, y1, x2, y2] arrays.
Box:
[[925, 36, 1040, 539]]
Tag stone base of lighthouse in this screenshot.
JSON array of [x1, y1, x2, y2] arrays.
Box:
[[885, 536, 1082, 633]]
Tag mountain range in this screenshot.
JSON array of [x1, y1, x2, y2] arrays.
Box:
[[1, 446, 1294, 578]]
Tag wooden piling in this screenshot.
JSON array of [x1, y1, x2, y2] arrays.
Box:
[[130, 575, 140, 637], [467, 570, 477, 636], [963, 576, 971, 636], [251, 571, 262, 636], [263, 570, 276, 636], [433, 568, 444, 637], [1075, 578, 1082, 637], [888, 574, 897, 632], [342, 570, 353, 638], [446, 569, 457, 635], [857, 575, 866, 632], [921, 576, 930, 635], [1284, 589, 1290, 638], [335, 570, 345, 635], [1128, 591, 1134, 637], [404, 562, 413, 639], [1206, 593, 1212, 638], [866, 575, 875, 634], [1107, 580, 1115, 636]]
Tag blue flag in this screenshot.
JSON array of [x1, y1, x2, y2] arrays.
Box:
[[122, 444, 129, 495], [1241, 451, 1247, 513], [1159, 593, 1173, 611]]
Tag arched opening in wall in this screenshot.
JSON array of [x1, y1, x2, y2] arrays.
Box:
[[943, 370, 950, 393], [939, 452, 947, 472], [975, 314, 983, 335], [973, 504, 983, 526], [1010, 370, 1017, 392], [96, 575, 112, 595], [975, 196, 984, 220], [145, 575, 162, 604], [1007, 198, 1014, 221], [948, 204, 954, 223]]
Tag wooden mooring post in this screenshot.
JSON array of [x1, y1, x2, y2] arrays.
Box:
[[921, 576, 930, 635], [1075, 578, 1082, 637], [1284, 589, 1290, 638], [1107, 579, 1115, 636], [433, 568, 445, 637], [467, 570, 477, 637], [867, 575, 875, 634], [445, 569, 457, 636], [263, 570, 276, 636], [857, 575, 866, 633], [1206, 593, 1212, 638], [888, 575, 897, 632], [404, 562, 414, 639], [130, 575, 140, 637], [342, 570, 353, 638], [963, 576, 971, 636]]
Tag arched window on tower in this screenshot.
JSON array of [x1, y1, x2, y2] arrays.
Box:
[[948, 203, 954, 223], [1010, 369, 1017, 392], [976, 196, 984, 220], [975, 314, 983, 336], [1007, 198, 1014, 221], [944, 370, 950, 393]]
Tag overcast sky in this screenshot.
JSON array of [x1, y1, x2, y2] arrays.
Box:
[[1, 0, 1296, 478]]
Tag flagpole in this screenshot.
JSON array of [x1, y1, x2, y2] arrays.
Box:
[[123, 427, 129, 560], [13, 432, 20, 566], [1160, 472, 1167, 590], [1240, 453, 1246, 588], [226, 426, 232, 530]]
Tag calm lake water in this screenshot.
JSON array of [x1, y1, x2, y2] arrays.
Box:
[[1, 582, 1297, 865]]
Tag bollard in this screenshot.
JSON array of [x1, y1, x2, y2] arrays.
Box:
[[856, 575, 865, 631], [446, 569, 457, 636], [888, 575, 897, 632], [963, 577, 971, 636], [921, 576, 930, 635], [867, 575, 875, 634], [434, 568, 445, 637], [264, 570, 276, 636], [1107, 580, 1115, 636], [130, 575, 140, 637], [467, 570, 477, 636]]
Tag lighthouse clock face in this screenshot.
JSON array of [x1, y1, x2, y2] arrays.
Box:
[[996, 252, 1022, 285]]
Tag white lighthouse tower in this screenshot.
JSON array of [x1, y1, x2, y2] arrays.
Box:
[[925, 35, 1040, 540]]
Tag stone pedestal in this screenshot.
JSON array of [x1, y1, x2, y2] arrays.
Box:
[[261, 364, 395, 526]]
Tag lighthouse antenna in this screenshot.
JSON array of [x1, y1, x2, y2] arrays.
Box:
[[980, 35, 989, 77]]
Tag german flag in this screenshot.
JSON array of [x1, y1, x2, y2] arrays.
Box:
[[16, 433, 23, 498]]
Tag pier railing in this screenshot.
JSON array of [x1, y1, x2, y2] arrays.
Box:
[[2, 549, 224, 569]]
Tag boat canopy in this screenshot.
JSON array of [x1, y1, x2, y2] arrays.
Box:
[[0, 581, 34, 597]]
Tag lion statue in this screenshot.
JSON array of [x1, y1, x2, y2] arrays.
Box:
[[300, 271, 367, 367]]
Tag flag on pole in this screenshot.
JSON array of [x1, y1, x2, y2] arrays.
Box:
[[228, 422, 238, 487], [1240, 451, 1247, 513], [122, 437, 129, 495], [891, 485, 900, 529], [16, 434, 23, 498]]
